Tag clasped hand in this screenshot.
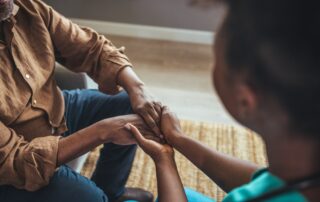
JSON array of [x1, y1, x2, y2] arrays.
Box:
[[126, 106, 183, 162], [99, 104, 182, 162]]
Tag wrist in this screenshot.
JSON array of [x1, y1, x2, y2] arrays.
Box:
[[117, 66, 145, 95], [126, 82, 146, 96], [95, 120, 112, 143], [154, 153, 175, 167], [167, 131, 183, 147]]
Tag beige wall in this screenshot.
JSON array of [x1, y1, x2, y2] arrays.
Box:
[[43, 0, 225, 31]]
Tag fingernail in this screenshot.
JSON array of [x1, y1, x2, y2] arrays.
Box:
[[124, 123, 131, 130]]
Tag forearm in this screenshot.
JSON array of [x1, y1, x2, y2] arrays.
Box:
[[171, 134, 259, 192], [155, 157, 187, 202], [57, 122, 106, 166], [117, 66, 145, 95]]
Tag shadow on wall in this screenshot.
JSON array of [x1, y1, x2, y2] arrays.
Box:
[[43, 0, 225, 31]]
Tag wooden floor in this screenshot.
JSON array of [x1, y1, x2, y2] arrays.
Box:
[[86, 35, 237, 125]]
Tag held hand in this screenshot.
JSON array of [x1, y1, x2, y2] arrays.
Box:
[[126, 123, 174, 162], [115, 67, 163, 137], [160, 106, 183, 145], [98, 114, 161, 145], [129, 86, 163, 137]]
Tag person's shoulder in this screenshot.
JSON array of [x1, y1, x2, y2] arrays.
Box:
[[15, 0, 46, 5], [14, 0, 53, 24], [15, 0, 50, 13]]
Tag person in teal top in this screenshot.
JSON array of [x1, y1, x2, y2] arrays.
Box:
[[223, 169, 308, 202], [124, 0, 320, 201]]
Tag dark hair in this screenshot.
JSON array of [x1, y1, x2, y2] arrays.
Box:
[[222, 0, 320, 136]]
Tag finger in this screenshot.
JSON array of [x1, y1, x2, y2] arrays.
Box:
[[161, 105, 178, 121], [139, 128, 165, 143], [144, 135, 162, 143], [126, 123, 148, 145], [128, 125, 164, 145], [153, 102, 162, 118], [161, 105, 170, 114], [147, 108, 162, 136], [134, 125, 166, 144], [152, 102, 166, 139], [124, 134, 137, 145], [138, 127, 156, 137], [148, 107, 160, 124], [142, 112, 162, 137]]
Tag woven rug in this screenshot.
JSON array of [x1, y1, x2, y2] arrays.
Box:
[[81, 120, 267, 202]]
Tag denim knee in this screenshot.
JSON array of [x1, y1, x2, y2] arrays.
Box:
[[88, 90, 133, 116], [110, 91, 133, 115], [46, 166, 108, 202], [0, 166, 108, 202]]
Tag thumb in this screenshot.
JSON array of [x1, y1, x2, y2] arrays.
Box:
[[126, 123, 148, 145], [161, 105, 171, 115]]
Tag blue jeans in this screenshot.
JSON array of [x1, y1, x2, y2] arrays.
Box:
[[0, 90, 137, 202]]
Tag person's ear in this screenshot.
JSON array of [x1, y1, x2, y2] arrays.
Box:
[[236, 83, 257, 122]]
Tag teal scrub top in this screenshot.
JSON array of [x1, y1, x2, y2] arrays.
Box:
[[152, 169, 309, 202], [223, 169, 308, 202]]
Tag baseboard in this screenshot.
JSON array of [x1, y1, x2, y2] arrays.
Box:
[[70, 18, 214, 45]]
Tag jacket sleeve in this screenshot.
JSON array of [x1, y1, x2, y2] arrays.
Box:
[[33, 0, 133, 94], [0, 121, 60, 191]]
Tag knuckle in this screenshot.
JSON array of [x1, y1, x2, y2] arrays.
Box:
[[136, 108, 146, 114], [146, 102, 153, 108], [155, 118, 161, 123], [163, 106, 170, 112], [163, 111, 171, 116], [148, 121, 157, 128], [153, 101, 162, 106], [135, 105, 143, 111]]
